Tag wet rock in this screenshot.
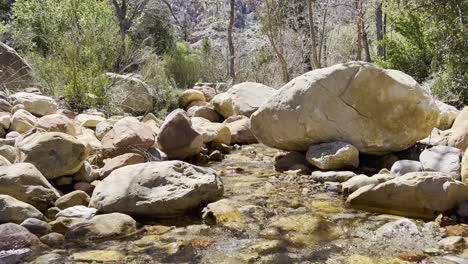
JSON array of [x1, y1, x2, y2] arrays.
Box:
[[187, 105, 222, 122], [420, 146, 462, 179], [209, 142, 232, 154], [438, 236, 466, 251], [347, 172, 468, 219], [376, 218, 420, 238], [202, 199, 246, 230], [10, 92, 57, 117], [10, 109, 37, 133], [390, 160, 423, 177], [191, 117, 231, 145], [39, 233, 64, 248], [274, 151, 311, 173], [212, 82, 276, 118], [179, 89, 206, 109], [208, 150, 224, 161], [0, 223, 46, 264], [71, 250, 125, 262], [54, 191, 90, 210], [311, 171, 357, 183], [102, 116, 155, 158], [89, 161, 223, 217], [250, 62, 439, 155], [20, 218, 50, 236], [0, 163, 60, 211], [65, 213, 137, 241], [100, 153, 145, 179], [306, 141, 359, 170], [56, 206, 97, 220], [0, 195, 45, 224], [17, 132, 87, 179], [75, 114, 106, 128], [157, 109, 203, 160], [224, 115, 257, 144], [342, 175, 378, 195], [36, 114, 76, 136]]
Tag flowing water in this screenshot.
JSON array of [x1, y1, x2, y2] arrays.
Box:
[[30, 145, 467, 264]]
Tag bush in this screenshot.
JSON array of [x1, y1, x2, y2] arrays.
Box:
[[9, 0, 120, 111], [164, 42, 202, 89]]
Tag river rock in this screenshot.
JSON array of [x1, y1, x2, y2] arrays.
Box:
[[274, 151, 311, 173], [65, 213, 136, 241], [0, 195, 45, 224], [142, 113, 162, 137], [102, 117, 154, 158], [193, 85, 217, 102], [0, 155, 10, 166], [89, 161, 224, 217], [0, 223, 45, 264], [0, 163, 60, 211], [0, 112, 11, 129], [95, 121, 113, 140], [76, 127, 102, 155], [250, 62, 440, 155], [212, 82, 276, 118], [10, 92, 57, 117], [306, 141, 359, 170], [56, 206, 97, 220], [100, 153, 145, 179], [390, 160, 423, 177], [187, 105, 221, 122], [10, 109, 37, 133], [36, 114, 76, 136], [39, 233, 64, 248], [20, 218, 50, 236], [347, 172, 468, 219], [0, 145, 15, 163], [17, 132, 87, 179], [448, 121, 468, 151], [157, 109, 203, 160], [375, 218, 420, 238], [50, 217, 85, 234], [191, 117, 231, 145], [462, 149, 468, 183], [452, 107, 468, 128], [419, 146, 462, 179], [0, 99, 11, 113], [342, 175, 379, 195], [311, 171, 357, 183], [75, 114, 106, 128], [0, 42, 34, 90], [435, 100, 459, 130], [54, 191, 90, 210], [107, 73, 153, 114], [179, 89, 206, 109], [438, 236, 466, 251], [224, 115, 257, 144], [73, 161, 100, 183]]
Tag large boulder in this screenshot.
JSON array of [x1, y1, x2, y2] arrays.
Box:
[[0, 112, 11, 129], [462, 149, 468, 183], [0, 223, 46, 264], [390, 160, 423, 177], [179, 89, 206, 109], [10, 92, 57, 117], [251, 62, 440, 155], [65, 213, 136, 242], [0, 42, 34, 90], [191, 117, 231, 145], [306, 141, 359, 170], [448, 121, 468, 151], [0, 195, 45, 224], [107, 73, 153, 114], [212, 82, 276, 118], [452, 107, 468, 128], [36, 114, 76, 136], [156, 109, 203, 160], [17, 132, 88, 179], [89, 161, 224, 218], [435, 100, 459, 130], [101, 117, 155, 158], [0, 163, 60, 211], [347, 172, 468, 219], [419, 146, 461, 179], [10, 109, 37, 133], [224, 115, 257, 144]]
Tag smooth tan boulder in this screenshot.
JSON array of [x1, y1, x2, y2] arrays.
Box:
[[251, 62, 440, 155], [453, 107, 468, 128], [187, 105, 221, 122], [0, 195, 45, 224], [193, 86, 217, 102], [10, 109, 37, 133], [0, 112, 10, 129], [212, 82, 276, 118], [191, 117, 231, 145], [347, 172, 468, 219], [462, 149, 468, 183], [75, 114, 106, 128], [435, 100, 459, 130], [36, 114, 76, 136], [54, 191, 90, 210], [0, 145, 16, 163], [17, 132, 87, 179], [10, 92, 57, 117], [100, 153, 145, 179], [179, 89, 206, 109], [89, 161, 223, 218], [0, 163, 60, 211], [448, 121, 468, 151], [76, 128, 102, 155], [156, 109, 203, 160], [101, 117, 154, 158], [306, 141, 359, 170], [224, 115, 257, 144]]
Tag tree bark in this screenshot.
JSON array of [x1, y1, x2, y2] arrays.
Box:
[[355, 0, 363, 61], [375, 1, 385, 57], [318, 0, 329, 66], [227, 0, 236, 81], [307, 0, 321, 69]]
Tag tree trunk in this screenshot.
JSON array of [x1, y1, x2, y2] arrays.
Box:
[[227, 0, 236, 81], [307, 0, 321, 69], [318, 0, 329, 66], [375, 1, 385, 57], [355, 0, 363, 61], [362, 24, 372, 62]]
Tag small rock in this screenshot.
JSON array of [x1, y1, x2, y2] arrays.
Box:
[[0, 223, 46, 264], [10, 92, 57, 117], [390, 160, 423, 177], [438, 236, 466, 251], [376, 218, 420, 238], [274, 151, 311, 173], [20, 218, 50, 236], [73, 182, 95, 194], [54, 191, 90, 210], [0, 145, 17, 163], [209, 150, 224, 161], [179, 89, 206, 109], [39, 232, 64, 248], [75, 114, 106, 128], [100, 153, 145, 179], [311, 171, 356, 183], [224, 115, 257, 144], [342, 175, 378, 195], [50, 217, 85, 234], [56, 206, 97, 220], [36, 114, 76, 135], [73, 161, 100, 183], [10, 109, 37, 133], [65, 213, 137, 241], [306, 141, 359, 170], [71, 250, 125, 262], [45, 207, 61, 221], [95, 120, 113, 140]]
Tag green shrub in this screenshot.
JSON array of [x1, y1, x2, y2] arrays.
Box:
[[9, 0, 120, 111], [164, 42, 202, 89]]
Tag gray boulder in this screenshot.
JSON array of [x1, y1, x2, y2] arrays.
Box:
[[0, 195, 45, 224], [0, 42, 34, 90], [390, 160, 423, 177], [306, 141, 359, 170], [420, 146, 462, 179]]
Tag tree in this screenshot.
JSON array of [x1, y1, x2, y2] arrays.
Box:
[[307, 0, 321, 69], [164, 42, 202, 89], [375, 1, 385, 58], [227, 0, 235, 81], [111, 0, 149, 70], [260, 0, 290, 83]]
